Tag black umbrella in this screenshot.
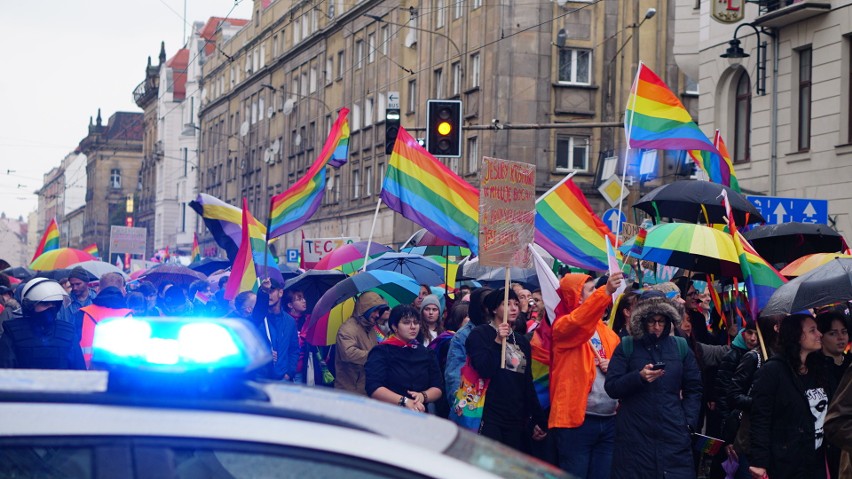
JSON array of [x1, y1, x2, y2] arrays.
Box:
[[35, 268, 96, 282], [278, 263, 303, 282], [282, 269, 348, 308], [743, 222, 846, 266], [2, 266, 35, 280], [634, 180, 764, 225], [188, 258, 231, 276], [761, 258, 852, 316], [475, 267, 540, 290]]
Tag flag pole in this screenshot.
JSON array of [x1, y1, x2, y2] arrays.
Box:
[[263, 199, 273, 281], [501, 268, 511, 369], [616, 62, 644, 245], [362, 198, 383, 273]]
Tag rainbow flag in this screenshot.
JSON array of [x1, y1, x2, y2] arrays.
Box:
[[630, 228, 647, 257], [191, 233, 201, 262], [625, 63, 722, 156], [687, 130, 740, 192], [82, 243, 99, 258], [380, 126, 480, 254], [224, 198, 259, 301], [31, 218, 60, 263], [722, 191, 787, 319], [692, 434, 725, 456], [189, 193, 268, 263], [534, 177, 618, 272], [267, 108, 350, 240]]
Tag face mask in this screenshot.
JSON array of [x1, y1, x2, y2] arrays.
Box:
[[31, 306, 58, 325], [378, 322, 391, 335]]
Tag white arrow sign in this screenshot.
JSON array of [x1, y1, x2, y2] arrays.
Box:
[[772, 203, 788, 223], [388, 91, 400, 110], [803, 202, 817, 218]]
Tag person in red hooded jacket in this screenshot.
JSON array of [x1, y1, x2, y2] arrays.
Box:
[[549, 272, 623, 478]]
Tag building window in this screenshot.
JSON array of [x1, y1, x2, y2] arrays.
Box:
[[381, 26, 389, 55], [352, 168, 361, 199], [365, 165, 373, 196], [454, 0, 465, 19], [470, 53, 481, 88], [466, 137, 479, 174], [355, 40, 364, 69], [558, 48, 592, 85], [365, 97, 374, 127], [434, 68, 444, 98], [110, 169, 121, 189], [408, 80, 417, 113], [337, 51, 345, 79], [310, 68, 317, 93], [326, 58, 333, 85], [352, 102, 361, 131], [436, 0, 446, 28], [555, 136, 589, 171], [734, 71, 751, 163], [368, 33, 376, 63], [451, 62, 461, 96], [301, 72, 308, 96], [333, 174, 341, 203], [684, 75, 700, 95], [798, 47, 812, 151], [472, 0, 482, 8]]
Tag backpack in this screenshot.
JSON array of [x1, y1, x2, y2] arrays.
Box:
[[620, 335, 689, 361]]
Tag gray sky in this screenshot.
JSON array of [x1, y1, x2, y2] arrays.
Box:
[[0, 0, 254, 221]]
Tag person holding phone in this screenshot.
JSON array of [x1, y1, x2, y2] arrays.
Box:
[[604, 295, 703, 479]]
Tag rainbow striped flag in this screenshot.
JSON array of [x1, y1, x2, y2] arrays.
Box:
[[31, 218, 60, 263], [687, 130, 740, 192], [380, 126, 480, 254], [534, 177, 618, 272], [224, 198, 259, 301], [625, 63, 721, 156], [191, 232, 201, 262], [267, 108, 350, 240], [82, 243, 99, 258], [721, 191, 787, 319], [692, 433, 725, 456], [630, 228, 647, 257]]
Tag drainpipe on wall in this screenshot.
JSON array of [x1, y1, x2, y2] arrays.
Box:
[[770, 33, 779, 195]]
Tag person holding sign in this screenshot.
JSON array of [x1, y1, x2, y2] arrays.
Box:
[[465, 288, 547, 451]]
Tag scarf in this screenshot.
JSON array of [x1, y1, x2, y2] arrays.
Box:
[[382, 335, 419, 348]]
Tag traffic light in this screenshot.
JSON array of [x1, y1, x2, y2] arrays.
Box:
[[426, 100, 462, 157], [385, 108, 400, 154]]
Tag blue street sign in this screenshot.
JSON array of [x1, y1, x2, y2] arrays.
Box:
[[746, 195, 828, 225], [603, 208, 628, 233], [286, 248, 299, 263]]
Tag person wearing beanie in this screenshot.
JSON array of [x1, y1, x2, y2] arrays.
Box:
[[605, 296, 702, 479], [59, 266, 96, 339], [335, 291, 389, 395], [418, 294, 444, 347], [444, 287, 493, 410]]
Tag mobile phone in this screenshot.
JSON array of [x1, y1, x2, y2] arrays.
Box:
[[651, 362, 666, 371]]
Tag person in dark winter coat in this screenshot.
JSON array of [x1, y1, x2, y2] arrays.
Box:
[[749, 313, 831, 479], [604, 296, 703, 479]]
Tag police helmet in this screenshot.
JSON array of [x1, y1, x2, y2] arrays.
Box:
[[21, 278, 68, 312]]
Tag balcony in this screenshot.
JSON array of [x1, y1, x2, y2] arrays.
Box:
[[133, 79, 159, 108], [754, 0, 831, 28]]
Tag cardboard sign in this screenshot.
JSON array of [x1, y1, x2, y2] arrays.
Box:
[[478, 157, 535, 268], [301, 236, 359, 268]]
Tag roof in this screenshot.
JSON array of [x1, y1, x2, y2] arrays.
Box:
[[200, 17, 249, 56], [104, 112, 144, 142], [166, 48, 189, 100]]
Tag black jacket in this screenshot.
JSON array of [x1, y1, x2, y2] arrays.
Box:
[[364, 342, 442, 398], [750, 355, 829, 479], [715, 342, 751, 417], [729, 349, 762, 413]]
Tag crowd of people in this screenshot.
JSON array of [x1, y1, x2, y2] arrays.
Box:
[[2, 263, 852, 479]]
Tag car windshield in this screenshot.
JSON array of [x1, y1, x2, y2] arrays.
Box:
[[445, 428, 570, 479]]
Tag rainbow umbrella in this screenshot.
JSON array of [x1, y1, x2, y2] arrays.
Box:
[[30, 248, 97, 270], [640, 223, 741, 278], [304, 298, 355, 346], [780, 253, 852, 277], [313, 241, 393, 272], [365, 252, 445, 285], [305, 271, 421, 345]]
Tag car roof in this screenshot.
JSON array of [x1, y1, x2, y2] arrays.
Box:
[[0, 369, 459, 452]]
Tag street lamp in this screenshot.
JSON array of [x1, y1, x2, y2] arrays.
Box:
[[260, 83, 332, 116], [363, 14, 461, 58], [720, 23, 774, 96]]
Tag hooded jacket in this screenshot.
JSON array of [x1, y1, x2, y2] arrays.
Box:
[[605, 296, 703, 479], [334, 292, 386, 395], [549, 273, 618, 428]]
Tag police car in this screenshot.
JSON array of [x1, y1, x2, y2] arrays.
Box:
[[0, 316, 568, 478]]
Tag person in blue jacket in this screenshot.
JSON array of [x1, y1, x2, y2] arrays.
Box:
[[253, 278, 300, 381], [604, 295, 703, 479]]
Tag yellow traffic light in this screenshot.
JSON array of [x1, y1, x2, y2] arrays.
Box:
[[437, 121, 452, 136]]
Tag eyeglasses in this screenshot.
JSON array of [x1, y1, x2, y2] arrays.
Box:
[[646, 319, 668, 325]]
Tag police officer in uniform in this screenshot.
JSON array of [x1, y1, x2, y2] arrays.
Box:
[[0, 278, 85, 369]]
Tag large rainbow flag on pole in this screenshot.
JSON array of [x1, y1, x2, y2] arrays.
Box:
[[224, 198, 259, 301], [534, 176, 618, 272], [267, 108, 350, 240], [380, 126, 480, 254], [31, 218, 60, 262]]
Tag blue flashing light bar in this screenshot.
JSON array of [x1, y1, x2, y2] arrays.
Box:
[[92, 317, 272, 373]]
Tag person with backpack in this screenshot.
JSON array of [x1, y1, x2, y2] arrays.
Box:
[[604, 295, 703, 479]]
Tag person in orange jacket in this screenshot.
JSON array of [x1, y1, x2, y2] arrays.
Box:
[[550, 271, 623, 478]]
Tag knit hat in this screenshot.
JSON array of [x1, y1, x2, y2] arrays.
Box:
[[420, 294, 442, 316], [69, 267, 90, 282]]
